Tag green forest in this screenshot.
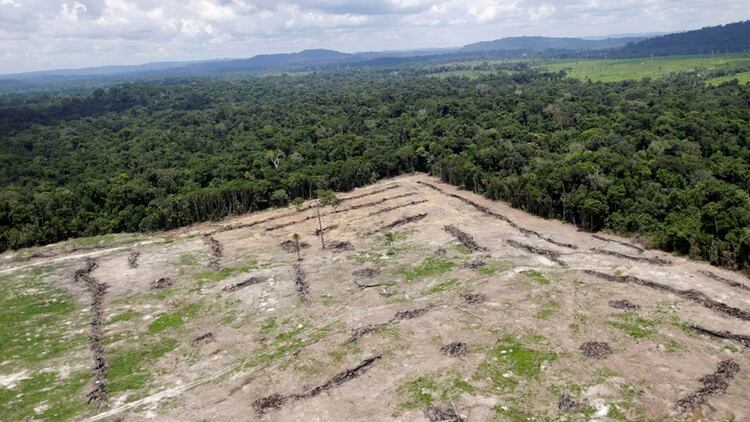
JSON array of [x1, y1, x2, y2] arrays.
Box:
[[1, 66, 749, 272]]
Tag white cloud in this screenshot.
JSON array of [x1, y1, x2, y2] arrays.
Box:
[[0, 0, 747, 73]]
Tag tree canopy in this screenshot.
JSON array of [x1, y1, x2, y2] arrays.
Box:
[[1, 66, 749, 271]]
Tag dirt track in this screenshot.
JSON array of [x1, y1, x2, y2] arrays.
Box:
[[2, 174, 749, 421]]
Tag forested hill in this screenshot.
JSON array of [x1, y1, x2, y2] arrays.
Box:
[[461, 36, 645, 52], [617, 20, 750, 57], [1, 68, 749, 272]]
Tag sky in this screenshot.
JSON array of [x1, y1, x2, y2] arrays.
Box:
[[0, 0, 747, 74]]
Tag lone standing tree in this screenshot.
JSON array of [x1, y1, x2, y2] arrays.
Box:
[[315, 189, 339, 250], [292, 233, 302, 261]]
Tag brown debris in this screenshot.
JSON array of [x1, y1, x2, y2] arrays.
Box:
[[558, 393, 584, 412], [506, 239, 567, 266], [580, 341, 612, 359], [328, 240, 354, 252], [592, 248, 670, 266], [127, 251, 140, 268], [698, 270, 750, 292], [441, 342, 469, 357], [368, 213, 427, 235], [443, 225, 487, 252], [190, 332, 215, 347], [434, 247, 447, 257], [464, 259, 486, 269], [675, 359, 740, 413], [608, 299, 641, 310], [347, 323, 390, 343], [265, 192, 416, 232], [354, 280, 395, 290], [690, 325, 750, 348], [395, 307, 430, 320], [417, 181, 576, 249], [424, 405, 463, 422], [339, 184, 399, 202], [337, 192, 416, 213], [253, 355, 382, 414], [222, 277, 267, 292], [592, 234, 644, 252], [252, 393, 287, 414], [293, 263, 310, 303], [203, 234, 223, 270], [460, 293, 487, 305], [368, 199, 428, 216], [584, 270, 750, 321], [352, 267, 380, 278], [280, 240, 310, 253], [74, 258, 110, 407], [313, 224, 338, 236], [150, 277, 174, 290]]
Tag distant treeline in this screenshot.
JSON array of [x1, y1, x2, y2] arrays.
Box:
[[1, 67, 749, 271]]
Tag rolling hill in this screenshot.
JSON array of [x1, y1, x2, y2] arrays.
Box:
[[616, 20, 750, 57]]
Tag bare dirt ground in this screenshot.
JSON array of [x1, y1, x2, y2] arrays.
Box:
[[1, 174, 749, 422]]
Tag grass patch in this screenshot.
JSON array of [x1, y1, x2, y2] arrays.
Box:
[[108, 309, 141, 324], [248, 321, 335, 369], [108, 337, 179, 393], [0, 370, 90, 422], [395, 374, 478, 414], [569, 312, 589, 334], [399, 257, 455, 282], [492, 405, 536, 421], [0, 270, 88, 369], [540, 53, 750, 82], [194, 258, 259, 283], [424, 278, 460, 295], [349, 231, 411, 264], [521, 270, 550, 285], [260, 317, 278, 334], [178, 253, 200, 266], [606, 312, 658, 339], [473, 336, 557, 392], [477, 260, 515, 276], [147, 302, 201, 333], [535, 301, 560, 320]]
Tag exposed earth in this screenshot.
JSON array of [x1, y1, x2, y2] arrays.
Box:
[[1, 174, 749, 421]]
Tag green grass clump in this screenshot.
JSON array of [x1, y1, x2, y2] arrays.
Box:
[[147, 302, 201, 333], [108, 337, 179, 393], [535, 301, 560, 320], [194, 259, 259, 283], [400, 257, 455, 282], [397, 376, 437, 409], [0, 270, 88, 369], [477, 260, 515, 276], [473, 336, 557, 391], [424, 278, 460, 295], [0, 370, 90, 422], [249, 322, 335, 368], [492, 405, 536, 421], [606, 312, 658, 339], [522, 270, 550, 285], [178, 253, 200, 266], [395, 374, 478, 413], [108, 309, 141, 324]]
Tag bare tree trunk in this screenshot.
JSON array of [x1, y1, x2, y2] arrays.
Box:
[[316, 206, 325, 249]]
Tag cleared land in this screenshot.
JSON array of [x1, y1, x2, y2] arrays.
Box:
[[540, 54, 750, 82], [1, 174, 749, 421]]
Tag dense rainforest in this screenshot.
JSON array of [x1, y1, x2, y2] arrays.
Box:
[[1, 67, 749, 272]]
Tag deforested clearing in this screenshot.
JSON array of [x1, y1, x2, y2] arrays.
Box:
[[2, 174, 749, 421]]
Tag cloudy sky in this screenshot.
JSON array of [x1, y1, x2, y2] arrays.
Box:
[[0, 0, 747, 74]]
